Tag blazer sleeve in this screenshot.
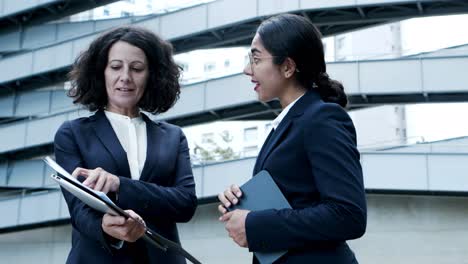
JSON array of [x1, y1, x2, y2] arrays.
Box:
[[54, 121, 116, 253], [116, 128, 197, 223], [245, 103, 367, 252]]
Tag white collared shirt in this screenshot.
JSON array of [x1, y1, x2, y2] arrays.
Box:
[[105, 110, 147, 180], [271, 93, 305, 130]]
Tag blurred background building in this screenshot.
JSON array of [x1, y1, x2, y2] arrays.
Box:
[[2, 0, 468, 263]]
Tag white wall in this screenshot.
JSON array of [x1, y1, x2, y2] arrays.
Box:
[[349, 105, 406, 148], [334, 22, 401, 61], [2, 195, 468, 264]]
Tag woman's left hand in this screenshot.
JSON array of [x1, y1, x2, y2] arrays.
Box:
[[72, 167, 120, 194], [219, 209, 250, 248], [102, 210, 146, 242]]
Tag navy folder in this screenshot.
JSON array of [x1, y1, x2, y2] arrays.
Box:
[[228, 170, 292, 264]]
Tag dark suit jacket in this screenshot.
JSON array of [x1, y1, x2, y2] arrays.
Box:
[[54, 110, 197, 264], [246, 90, 367, 264]]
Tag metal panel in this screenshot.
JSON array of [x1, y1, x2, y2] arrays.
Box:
[[300, 0, 354, 9], [16, 91, 50, 116], [2, 1, 468, 91], [57, 21, 94, 42], [0, 122, 26, 152], [51, 90, 74, 112], [328, 62, 360, 95], [382, 145, 432, 153], [71, 35, 94, 59], [429, 140, 468, 153], [258, 0, 299, 16], [202, 158, 255, 196], [135, 17, 159, 33], [2, 0, 40, 15], [0, 162, 7, 186], [0, 88, 73, 118], [207, 0, 258, 29], [205, 74, 256, 110], [362, 154, 428, 190], [38, 0, 59, 5], [32, 42, 73, 74], [0, 198, 19, 228], [18, 191, 61, 225], [192, 167, 203, 197], [94, 17, 132, 31], [65, 109, 91, 122], [359, 60, 422, 94], [160, 5, 207, 40], [0, 30, 21, 52], [59, 194, 69, 219], [8, 160, 44, 188], [422, 57, 468, 92], [159, 83, 206, 120], [0, 95, 14, 117], [25, 114, 66, 147], [0, 52, 33, 83], [357, 0, 411, 5], [23, 24, 57, 50], [428, 155, 468, 191], [383, 140, 468, 153]]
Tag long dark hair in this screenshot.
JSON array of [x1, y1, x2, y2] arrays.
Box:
[[257, 14, 347, 107], [68, 26, 181, 114]]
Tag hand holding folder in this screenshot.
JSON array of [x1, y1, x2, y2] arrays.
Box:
[[225, 170, 292, 264], [43, 156, 201, 264]]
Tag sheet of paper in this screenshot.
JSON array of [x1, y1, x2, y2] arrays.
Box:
[[43, 156, 116, 207]]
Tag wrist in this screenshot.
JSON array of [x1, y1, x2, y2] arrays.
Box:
[[112, 175, 120, 192]]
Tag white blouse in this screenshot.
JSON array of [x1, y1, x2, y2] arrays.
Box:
[[271, 93, 305, 130], [105, 110, 147, 180]]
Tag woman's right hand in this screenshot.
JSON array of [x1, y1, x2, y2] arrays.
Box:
[[217, 184, 243, 214], [72, 167, 120, 194]]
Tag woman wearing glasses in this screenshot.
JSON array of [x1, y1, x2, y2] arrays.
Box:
[[217, 14, 367, 263]]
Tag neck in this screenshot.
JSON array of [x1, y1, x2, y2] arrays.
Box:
[[278, 83, 306, 109], [105, 104, 139, 118]]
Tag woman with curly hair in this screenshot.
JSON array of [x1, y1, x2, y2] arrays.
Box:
[[54, 26, 197, 264]]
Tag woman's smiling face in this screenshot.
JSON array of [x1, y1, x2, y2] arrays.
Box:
[[243, 33, 288, 102]]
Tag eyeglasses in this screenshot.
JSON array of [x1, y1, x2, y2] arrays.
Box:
[[246, 51, 279, 73], [246, 52, 300, 73]]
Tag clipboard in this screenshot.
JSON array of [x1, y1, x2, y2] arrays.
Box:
[[44, 156, 201, 264], [227, 170, 292, 264]]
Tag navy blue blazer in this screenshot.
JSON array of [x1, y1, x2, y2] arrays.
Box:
[[54, 110, 197, 264], [246, 90, 367, 264]]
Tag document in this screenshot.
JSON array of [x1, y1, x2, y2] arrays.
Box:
[[227, 170, 292, 264], [44, 156, 201, 264]]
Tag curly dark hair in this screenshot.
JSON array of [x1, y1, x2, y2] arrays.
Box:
[[68, 26, 181, 114]]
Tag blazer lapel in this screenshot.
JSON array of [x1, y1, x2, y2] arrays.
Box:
[[255, 90, 322, 172], [90, 110, 131, 178], [256, 118, 293, 172], [139, 114, 164, 182], [253, 128, 275, 174]]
